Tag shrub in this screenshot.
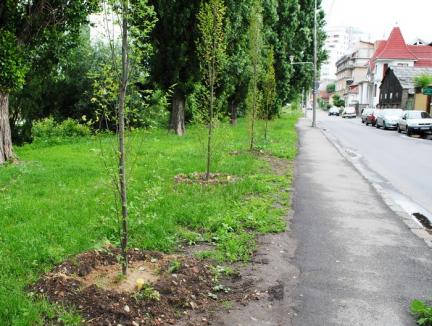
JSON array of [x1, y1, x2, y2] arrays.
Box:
[[32, 117, 91, 145], [411, 300, 432, 326]]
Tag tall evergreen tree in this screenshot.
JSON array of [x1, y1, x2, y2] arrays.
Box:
[[148, 0, 201, 136], [223, 0, 253, 124]]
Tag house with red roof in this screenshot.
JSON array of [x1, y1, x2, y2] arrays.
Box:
[[363, 27, 432, 108]]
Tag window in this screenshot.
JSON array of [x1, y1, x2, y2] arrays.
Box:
[[384, 93, 387, 99], [390, 92, 393, 99], [395, 92, 399, 98]]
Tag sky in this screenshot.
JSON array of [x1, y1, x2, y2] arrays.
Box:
[[321, 0, 432, 43]]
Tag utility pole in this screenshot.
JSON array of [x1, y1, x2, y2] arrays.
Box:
[[312, 0, 318, 127]]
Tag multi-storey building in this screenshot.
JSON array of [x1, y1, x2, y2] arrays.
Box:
[[335, 41, 374, 108], [321, 26, 368, 82]]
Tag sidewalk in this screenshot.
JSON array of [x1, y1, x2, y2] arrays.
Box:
[[291, 118, 432, 325]]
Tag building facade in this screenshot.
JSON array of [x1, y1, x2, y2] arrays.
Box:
[[367, 27, 432, 108], [335, 41, 374, 108], [321, 26, 368, 82], [380, 67, 432, 112]]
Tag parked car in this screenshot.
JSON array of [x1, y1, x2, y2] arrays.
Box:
[[365, 109, 378, 126], [341, 107, 356, 118], [361, 108, 374, 123], [376, 109, 404, 129], [397, 111, 432, 136], [328, 107, 340, 116]]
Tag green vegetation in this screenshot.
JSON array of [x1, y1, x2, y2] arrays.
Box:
[[332, 94, 345, 108], [411, 300, 432, 325], [134, 284, 161, 302], [0, 112, 299, 324], [414, 74, 432, 89], [326, 83, 336, 94], [196, 0, 227, 179], [31, 118, 91, 145]]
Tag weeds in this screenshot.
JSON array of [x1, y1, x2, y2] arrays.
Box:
[[411, 299, 432, 325], [133, 283, 161, 302]]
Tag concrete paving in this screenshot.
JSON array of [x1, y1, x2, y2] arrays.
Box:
[[291, 117, 432, 326]]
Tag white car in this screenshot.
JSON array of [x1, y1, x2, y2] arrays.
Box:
[[341, 107, 356, 118], [397, 111, 432, 136], [376, 109, 404, 129]]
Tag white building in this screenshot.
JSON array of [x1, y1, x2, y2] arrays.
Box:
[[321, 26, 369, 82]]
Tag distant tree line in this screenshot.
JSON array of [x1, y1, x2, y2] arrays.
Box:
[[0, 0, 327, 160]]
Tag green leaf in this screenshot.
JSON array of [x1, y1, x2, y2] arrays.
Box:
[[411, 299, 427, 313]]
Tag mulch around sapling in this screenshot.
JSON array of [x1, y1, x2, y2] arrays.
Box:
[[174, 173, 238, 185], [31, 247, 259, 325]]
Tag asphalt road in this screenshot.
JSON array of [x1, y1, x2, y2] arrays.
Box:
[[292, 118, 432, 325], [315, 110, 432, 217]]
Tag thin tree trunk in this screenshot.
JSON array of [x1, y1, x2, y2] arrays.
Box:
[[118, 0, 129, 276], [230, 100, 237, 125], [169, 90, 185, 136], [206, 65, 214, 180], [250, 66, 257, 151], [0, 92, 13, 164]]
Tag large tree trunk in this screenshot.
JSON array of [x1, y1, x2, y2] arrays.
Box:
[[0, 92, 13, 164], [169, 90, 185, 136]]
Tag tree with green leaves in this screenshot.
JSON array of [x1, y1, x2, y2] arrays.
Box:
[[91, 0, 156, 275], [247, 0, 263, 151], [326, 83, 336, 94], [332, 94, 345, 108], [415, 74, 432, 89], [197, 0, 227, 180], [222, 0, 253, 124], [148, 0, 201, 136], [262, 47, 277, 140], [0, 0, 98, 164]]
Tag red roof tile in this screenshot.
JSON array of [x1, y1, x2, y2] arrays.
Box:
[[408, 45, 432, 67], [376, 27, 416, 59]]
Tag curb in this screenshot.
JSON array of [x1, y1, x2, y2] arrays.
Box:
[[317, 122, 432, 248]]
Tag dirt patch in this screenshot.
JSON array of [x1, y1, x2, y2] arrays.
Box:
[[174, 173, 238, 185], [31, 247, 256, 325], [263, 156, 292, 176]]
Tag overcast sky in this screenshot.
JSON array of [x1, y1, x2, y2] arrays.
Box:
[[321, 0, 432, 42]]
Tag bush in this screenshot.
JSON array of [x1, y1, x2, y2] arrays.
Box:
[[411, 300, 432, 325], [32, 117, 91, 145]]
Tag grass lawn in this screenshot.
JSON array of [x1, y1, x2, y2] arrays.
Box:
[[0, 112, 300, 325]]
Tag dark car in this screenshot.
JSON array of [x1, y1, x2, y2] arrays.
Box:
[[365, 109, 378, 126]]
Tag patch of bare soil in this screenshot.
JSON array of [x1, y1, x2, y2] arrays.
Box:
[[31, 247, 257, 325], [174, 173, 238, 185], [263, 156, 292, 176]]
